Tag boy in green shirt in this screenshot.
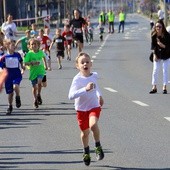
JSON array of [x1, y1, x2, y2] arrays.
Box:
[[24, 38, 47, 108]]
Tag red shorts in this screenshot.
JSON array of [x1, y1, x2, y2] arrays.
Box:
[[76, 107, 101, 131]]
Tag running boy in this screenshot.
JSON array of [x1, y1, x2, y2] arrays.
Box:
[[24, 38, 47, 108], [62, 25, 73, 61], [0, 39, 25, 115], [68, 52, 104, 166], [49, 28, 66, 69]]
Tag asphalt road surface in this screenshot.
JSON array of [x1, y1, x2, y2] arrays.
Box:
[[0, 14, 170, 170]]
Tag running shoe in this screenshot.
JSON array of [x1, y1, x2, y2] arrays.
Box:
[[37, 95, 42, 105], [83, 153, 91, 166], [6, 105, 13, 115], [95, 146, 104, 161], [15, 96, 21, 108], [33, 100, 39, 109]]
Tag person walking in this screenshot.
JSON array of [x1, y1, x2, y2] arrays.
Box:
[[69, 9, 87, 53], [68, 52, 104, 166], [0, 39, 25, 115], [1, 14, 17, 40], [107, 9, 115, 33], [118, 9, 126, 33], [149, 20, 170, 94], [24, 38, 47, 108]]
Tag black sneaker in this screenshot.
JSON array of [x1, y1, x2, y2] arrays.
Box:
[[37, 95, 42, 105], [6, 105, 13, 115], [83, 153, 91, 166], [15, 96, 21, 108], [95, 146, 104, 161], [33, 100, 39, 109]]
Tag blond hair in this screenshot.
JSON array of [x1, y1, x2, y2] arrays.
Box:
[[75, 52, 91, 64]]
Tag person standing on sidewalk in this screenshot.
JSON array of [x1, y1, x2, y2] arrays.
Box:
[[118, 9, 126, 33], [1, 14, 17, 40], [149, 20, 170, 94], [107, 9, 115, 33], [68, 52, 104, 166]]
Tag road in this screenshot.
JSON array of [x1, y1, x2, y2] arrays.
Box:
[[0, 13, 170, 170]]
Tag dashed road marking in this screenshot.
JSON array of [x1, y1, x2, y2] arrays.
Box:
[[104, 87, 118, 93], [92, 55, 96, 59], [132, 100, 149, 107], [164, 117, 170, 121]]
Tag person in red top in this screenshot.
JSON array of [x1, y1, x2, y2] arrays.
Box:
[[37, 29, 52, 70], [62, 25, 73, 61]]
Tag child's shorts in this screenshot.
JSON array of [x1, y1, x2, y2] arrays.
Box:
[[76, 107, 101, 131], [56, 51, 64, 58], [5, 77, 22, 94], [31, 75, 44, 86]]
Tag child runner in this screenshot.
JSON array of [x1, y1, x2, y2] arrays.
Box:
[[15, 29, 31, 56], [30, 23, 38, 38], [68, 52, 104, 166], [44, 27, 53, 70], [62, 25, 73, 61], [0, 39, 25, 115], [87, 21, 94, 45], [24, 38, 47, 108], [49, 28, 66, 69], [37, 28, 52, 71]]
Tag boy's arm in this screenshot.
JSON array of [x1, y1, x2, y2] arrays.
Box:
[[42, 56, 48, 70], [49, 41, 54, 51]]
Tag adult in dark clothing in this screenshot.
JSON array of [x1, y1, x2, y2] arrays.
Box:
[[69, 9, 87, 52], [150, 20, 170, 94]]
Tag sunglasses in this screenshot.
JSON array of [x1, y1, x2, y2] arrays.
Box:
[[156, 25, 162, 28]]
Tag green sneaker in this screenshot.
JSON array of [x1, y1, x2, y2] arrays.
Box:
[[95, 146, 104, 161], [83, 153, 91, 166]]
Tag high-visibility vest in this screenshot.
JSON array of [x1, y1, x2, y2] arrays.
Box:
[[107, 12, 115, 22], [119, 12, 125, 22], [99, 12, 104, 23]]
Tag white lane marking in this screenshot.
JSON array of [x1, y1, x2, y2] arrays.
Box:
[[95, 52, 99, 55], [92, 56, 96, 59], [164, 117, 170, 121], [132, 101, 149, 107], [91, 60, 94, 62], [97, 49, 101, 52], [104, 87, 118, 93]]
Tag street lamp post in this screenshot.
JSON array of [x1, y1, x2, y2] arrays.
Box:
[[3, 0, 6, 22]]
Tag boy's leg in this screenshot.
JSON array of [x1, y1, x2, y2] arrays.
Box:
[[89, 116, 100, 142], [6, 92, 14, 115], [13, 84, 21, 108], [81, 129, 91, 166], [89, 108, 104, 161], [32, 84, 38, 108], [37, 78, 43, 105], [57, 56, 62, 69]]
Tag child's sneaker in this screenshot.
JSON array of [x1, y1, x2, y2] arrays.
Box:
[[37, 94, 42, 105], [95, 146, 104, 161], [33, 100, 39, 109], [6, 105, 13, 115], [83, 153, 91, 166], [15, 96, 21, 108]]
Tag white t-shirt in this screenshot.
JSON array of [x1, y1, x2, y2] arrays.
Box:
[[68, 72, 102, 111], [1, 22, 17, 40], [157, 10, 164, 20]]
